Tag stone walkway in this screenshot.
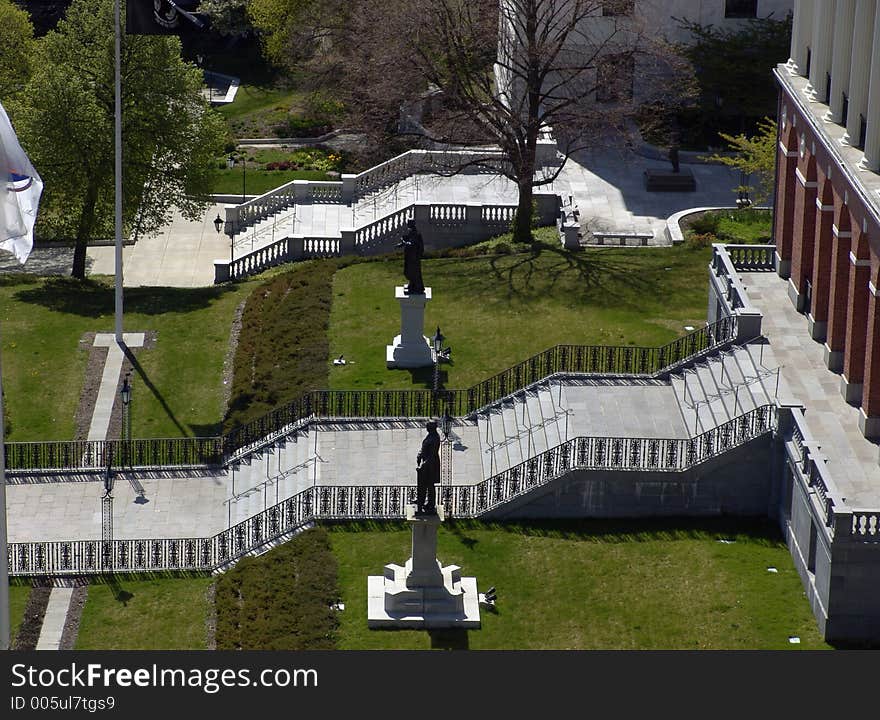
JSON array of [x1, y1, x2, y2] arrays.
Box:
[[35, 587, 73, 651], [72, 145, 743, 288], [740, 271, 880, 507]]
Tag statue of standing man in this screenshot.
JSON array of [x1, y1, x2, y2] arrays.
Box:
[[397, 219, 425, 295], [416, 420, 440, 515]]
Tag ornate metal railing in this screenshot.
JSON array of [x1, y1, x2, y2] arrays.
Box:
[[4, 318, 737, 472], [7, 405, 776, 576]]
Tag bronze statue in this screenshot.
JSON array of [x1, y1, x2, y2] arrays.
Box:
[[416, 420, 441, 514], [396, 219, 425, 295]]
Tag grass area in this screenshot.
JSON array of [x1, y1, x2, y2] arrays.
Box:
[[9, 583, 30, 645], [212, 168, 334, 196], [681, 208, 773, 246], [329, 519, 831, 650], [0, 275, 254, 440], [329, 230, 713, 390], [75, 575, 213, 650], [214, 527, 338, 650]]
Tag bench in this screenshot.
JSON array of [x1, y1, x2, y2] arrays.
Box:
[[589, 231, 654, 247]]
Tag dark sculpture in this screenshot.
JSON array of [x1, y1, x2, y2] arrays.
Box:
[[669, 145, 680, 174], [415, 420, 441, 515], [396, 219, 425, 295]]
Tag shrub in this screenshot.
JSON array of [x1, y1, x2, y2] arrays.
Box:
[[686, 232, 717, 249], [214, 527, 340, 650], [688, 212, 721, 236]]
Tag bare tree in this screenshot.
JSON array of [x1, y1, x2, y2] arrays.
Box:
[[341, 0, 688, 242]]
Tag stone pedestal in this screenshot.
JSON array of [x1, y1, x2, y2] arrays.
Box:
[[386, 286, 434, 368], [367, 504, 481, 629]]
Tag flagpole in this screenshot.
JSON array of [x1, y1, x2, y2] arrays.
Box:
[[0, 333, 11, 651], [114, 0, 123, 343]]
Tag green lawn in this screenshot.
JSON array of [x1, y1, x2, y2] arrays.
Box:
[[682, 208, 773, 245], [213, 168, 334, 196], [0, 276, 255, 440], [329, 520, 831, 650], [75, 575, 213, 650], [329, 235, 713, 390], [9, 583, 30, 645]]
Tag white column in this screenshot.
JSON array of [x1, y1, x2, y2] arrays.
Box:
[[793, 0, 815, 74], [828, 0, 856, 121], [846, 0, 876, 144], [863, 2, 880, 168], [809, 0, 836, 100]]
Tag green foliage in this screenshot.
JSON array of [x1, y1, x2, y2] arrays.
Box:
[[224, 260, 347, 431], [0, 0, 35, 103], [248, 0, 348, 71], [198, 0, 253, 37], [683, 209, 773, 247], [9, 0, 227, 277], [704, 118, 778, 204], [676, 14, 791, 135], [214, 527, 339, 650]]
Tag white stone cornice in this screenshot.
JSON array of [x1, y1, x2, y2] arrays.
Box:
[[870, 280, 880, 296], [851, 251, 871, 267], [833, 224, 853, 237], [816, 197, 835, 211], [796, 167, 819, 187], [779, 141, 798, 157]]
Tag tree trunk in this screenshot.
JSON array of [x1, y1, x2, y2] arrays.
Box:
[[512, 178, 534, 244], [71, 183, 99, 280]]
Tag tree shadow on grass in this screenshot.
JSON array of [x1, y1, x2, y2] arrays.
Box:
[[13, 277, 236, 318], [107, 577, 134, 607], [485, 245, 658, 304]]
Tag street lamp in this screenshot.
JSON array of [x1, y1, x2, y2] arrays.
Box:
[[213, 212, 223, 235], [101, 464, 115, 570], [120, 372, 132, 467], [432, 326, 445, 395]]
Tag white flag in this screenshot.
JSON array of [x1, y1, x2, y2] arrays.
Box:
[[0, 100, 42, 264]]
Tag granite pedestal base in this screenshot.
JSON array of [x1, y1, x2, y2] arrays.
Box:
[[386, 286, 434, 368], [367, 504, 481, 629]]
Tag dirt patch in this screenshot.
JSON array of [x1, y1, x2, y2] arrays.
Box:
[[205, 580, 218, 650], [74, 331, 157, 442], [220, 300, 246, 420], [59, 582, 89, 651], [12, 583, 51, 650]]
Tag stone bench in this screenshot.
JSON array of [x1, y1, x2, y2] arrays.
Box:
[[644, 168, 696, 192], [590, 231, 654, 247]]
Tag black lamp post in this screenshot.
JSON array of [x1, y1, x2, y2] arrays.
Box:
[[120, 372, 132, 467], [432, 326, 445, 394], [101, 464, 115, 569]]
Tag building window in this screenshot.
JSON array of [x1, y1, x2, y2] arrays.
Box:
[[825, 73, 831, 104], [841, 93, 848, 126], [724, 0, 758, 18], [597, 54, 634, 102], [805, 48, 811, 77], [858, 115, 868, 150], [602, 0, 634, 16]]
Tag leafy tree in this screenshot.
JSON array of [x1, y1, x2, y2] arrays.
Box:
[[0, 0, 36, 102], [10, 0, 226, 278], [704, 117, 777, 205], [339, 0, 686, 242], [676, 13, 792, 136], [248, 0, 348, 71], [199, 0, 253, 37]]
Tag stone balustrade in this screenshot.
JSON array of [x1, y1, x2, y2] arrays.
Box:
[[708, 243, 764, 342]]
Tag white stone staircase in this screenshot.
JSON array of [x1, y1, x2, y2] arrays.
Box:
[[670, 345, 778, 436], [475, 381, 570, 478], [225, 427, 317, 528]]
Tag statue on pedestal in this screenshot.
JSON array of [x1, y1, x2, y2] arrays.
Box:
[[416, 420, 440, 514], [396, 219, 425, 295]]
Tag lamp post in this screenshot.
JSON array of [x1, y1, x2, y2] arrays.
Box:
[[101, 464, 115, 570], [432, 326, 445, 395], [120, 372, 132, 466]]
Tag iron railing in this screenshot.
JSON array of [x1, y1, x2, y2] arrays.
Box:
[[4, 317, 738, 473], [7, 404, 775, 576]]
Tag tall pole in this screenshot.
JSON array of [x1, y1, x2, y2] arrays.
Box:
[[0, 337, 11, 650], [114, 0, 124, 342]]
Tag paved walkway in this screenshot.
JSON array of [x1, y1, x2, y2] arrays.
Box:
[[740, 271, 880, 507], [74, 146, 742, 288], [35, 587, 73, 651]]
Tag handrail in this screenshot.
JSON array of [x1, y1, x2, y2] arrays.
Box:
[[4, 318, 738, 473], [7, 405, 777, 576]]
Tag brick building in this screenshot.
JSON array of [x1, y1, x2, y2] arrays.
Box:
[[774, 0, 880, 438]]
